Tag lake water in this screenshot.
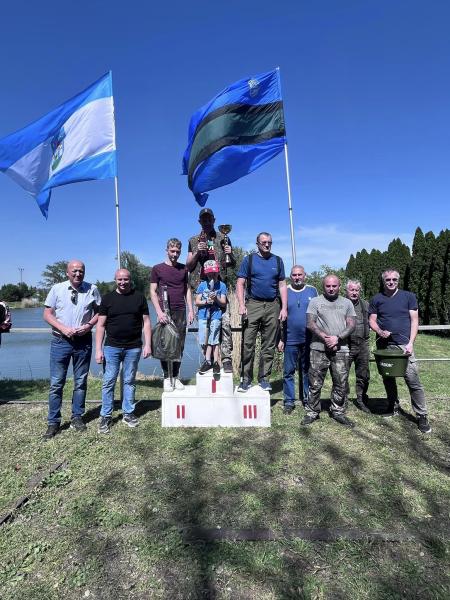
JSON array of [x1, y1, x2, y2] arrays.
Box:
[[0, 307, 204, 380]]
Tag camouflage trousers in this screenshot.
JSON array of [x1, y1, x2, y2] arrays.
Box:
[[220, 304, 233, 362], [306, 349, 350, 417], [345, 340, 370, 402]]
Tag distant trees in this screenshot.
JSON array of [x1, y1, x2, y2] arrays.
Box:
[[40, 260, 68, 288], [345, 227, 449, 325], [120, 251, 151, 295], [0, 283, 39, 303]]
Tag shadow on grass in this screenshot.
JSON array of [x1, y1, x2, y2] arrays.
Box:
[[63, 375, 449, 599]]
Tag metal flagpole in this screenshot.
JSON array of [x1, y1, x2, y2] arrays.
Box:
[[110, 71, 121, 270], [276, 67, 297, 267], [114, 176, 121, 269], [284, 142, 296, 267]]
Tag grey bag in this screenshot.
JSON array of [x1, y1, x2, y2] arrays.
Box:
[[151, 285, 181, 360], [151, 319, 181, 360]]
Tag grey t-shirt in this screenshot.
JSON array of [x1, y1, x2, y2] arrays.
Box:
[[307, 295, 356, 352]]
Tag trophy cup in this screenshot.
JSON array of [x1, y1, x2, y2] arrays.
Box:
[[218, 224, 232, 266]]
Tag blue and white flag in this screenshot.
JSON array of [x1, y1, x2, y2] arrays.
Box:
[[182, 69, 286, 206], [0, 72, 117, 217]]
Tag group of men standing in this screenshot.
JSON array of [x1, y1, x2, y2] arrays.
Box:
[[41, 208, 431, 439]]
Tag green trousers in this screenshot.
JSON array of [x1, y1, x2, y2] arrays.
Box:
[[242, 298, 280, 383]]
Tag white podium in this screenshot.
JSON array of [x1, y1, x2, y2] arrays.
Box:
[[161, 371, 271, 428]]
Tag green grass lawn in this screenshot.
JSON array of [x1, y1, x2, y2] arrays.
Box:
[[0, 334, 449, 599]]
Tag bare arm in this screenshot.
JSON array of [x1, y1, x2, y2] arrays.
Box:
[[150, 282, 168, 324], [142, 314, 152, 359], [278, 280, 287, 321], [95, 315, 107, 363], [404, 309, 419, 354], [307, 313, 327, 340], [369, 313, 391, 338], [185, 286, 194, 324], [236, 277, 247, 316]]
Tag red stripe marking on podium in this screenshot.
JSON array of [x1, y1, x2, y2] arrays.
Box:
[[243, 405, 247, 418], [253, 404, 257, 418], [248, 405, 253, 418], [182, 405, 185, 419], [176, 405, 180, 419], [212, 379, 216, 393]]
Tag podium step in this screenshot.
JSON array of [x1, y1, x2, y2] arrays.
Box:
[[162, 379, 271, 427]]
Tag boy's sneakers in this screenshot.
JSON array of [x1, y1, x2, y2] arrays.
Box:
[[283, 404, 294, 415], [199, 360, 212, 374], [98, 416, 112, 434], [70, 416, 87, 432], [163, 378, 174, 392], [382, 405, 400, 418], [213, 361, 221, 375], [123, 413, 139, 428], [418, 415, 432, 434], [43, 423, 59, 440], [237, 380, 251, 393]]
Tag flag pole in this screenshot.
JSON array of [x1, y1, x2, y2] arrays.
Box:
[[284, 143, 296, 266], [276, 67, 296, 267], [110, 71, 121, 269], [114, 176, 121, 269]]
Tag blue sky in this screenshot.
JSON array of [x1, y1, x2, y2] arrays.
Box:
[[1, 1, 448, 287]]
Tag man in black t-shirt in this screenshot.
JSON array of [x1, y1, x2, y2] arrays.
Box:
[[369, 268, 431, 434], [96, 269, 152, 433]]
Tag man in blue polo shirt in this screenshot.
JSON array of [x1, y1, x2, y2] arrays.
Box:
[[278, 265, 318, 414], [236, 232, 287, 392], [369, 269, 431, 433]]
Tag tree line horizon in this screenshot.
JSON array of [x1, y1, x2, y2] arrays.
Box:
[[1, 227, 448, 326]]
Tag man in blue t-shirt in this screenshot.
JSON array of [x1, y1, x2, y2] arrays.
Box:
[[236, 232, 287, 392], [278, 265, 317, 414], [369, 269, 431, 434]]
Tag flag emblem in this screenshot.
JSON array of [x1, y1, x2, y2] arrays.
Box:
[[248, 78, 260, 97], [51, 128, 66, 172]]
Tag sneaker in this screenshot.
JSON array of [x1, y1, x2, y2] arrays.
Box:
[[123, 412, 139, 428], [418, 415, 432, 434], [222, 359, 233, 374], [163, 378, 174, 392], [199, 360, 212, 374], [355, 398, 371, 414], [259, 379, 272, 391], [98, 416, 112, 434], [331, 413, 355, 428], [237, 380, 251, 393], [213, 361, 221, 375], [301, 414, 319, 426], [70, 416, 87, 432], [283, 404, 295, 415], [173, 378, 185, 391], [43, 423, 59, 440]]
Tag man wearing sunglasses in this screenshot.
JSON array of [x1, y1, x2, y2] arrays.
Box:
[[369, 269, 431, 433], [43, 259, 101, 440], [236, 232, 287, 392]]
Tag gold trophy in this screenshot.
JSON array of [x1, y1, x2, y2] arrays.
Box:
[[218, 224, 232, 266]]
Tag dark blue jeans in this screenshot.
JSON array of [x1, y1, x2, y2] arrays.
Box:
[[283, 343, 310, 406], [48, 335, 92, 424]]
